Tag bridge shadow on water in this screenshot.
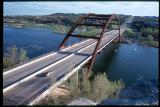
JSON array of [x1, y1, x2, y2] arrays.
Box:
[[74, 52, 90, 56], [57, 51, 73, 55], [90, 43, 120, 79], [57, 51, 90, 56]]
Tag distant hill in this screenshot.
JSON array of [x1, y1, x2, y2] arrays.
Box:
[[3, 13, 131, 26], [4, 13, 159, 30]]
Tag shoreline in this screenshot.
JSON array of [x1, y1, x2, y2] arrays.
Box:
[[4, 24, 158, 48], [121, 36, 159, 48], [4, 23, 67, 35]]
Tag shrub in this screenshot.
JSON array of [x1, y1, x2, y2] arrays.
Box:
[[123, 28, 137, 38], [3, 46, 29, 69], [147, 35, 154, 41], [38, 68, 125, 105]]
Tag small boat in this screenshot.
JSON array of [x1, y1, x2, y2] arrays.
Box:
[[133, 49, 137, 51], [114, 50, 118, 52]]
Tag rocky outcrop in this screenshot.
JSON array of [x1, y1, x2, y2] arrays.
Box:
[[99, 79, 158, 105], [68, 97, 97, 105], [68, 79, 158, 105]]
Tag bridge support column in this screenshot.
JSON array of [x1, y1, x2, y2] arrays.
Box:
[[57, 13, 121, 79], [118, 15, 121, 43], [58, 35, 70, 50], [76, 71, 79, 86], [57, 15, 86, 50], [119, 36, 121, 42], [112, 35, 121, 43], [117, 36, 121, 42]]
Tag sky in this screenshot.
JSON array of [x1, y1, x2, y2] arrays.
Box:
[[4, 1, 159, 16]]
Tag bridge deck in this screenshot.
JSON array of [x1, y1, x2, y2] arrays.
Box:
[[3, 28, 126, 105]]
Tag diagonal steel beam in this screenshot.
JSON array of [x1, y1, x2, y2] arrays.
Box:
[[85, 14, 121, 78], [57, 13, 121, 79], [57, 13, 95, 50]]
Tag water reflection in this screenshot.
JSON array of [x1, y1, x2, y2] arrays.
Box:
[[93, 43, 158, 86], [93, 43, 120, 75]]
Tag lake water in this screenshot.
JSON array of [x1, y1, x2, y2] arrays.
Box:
[[3, 26, 81, 58], [3, 26, 158, 86], [93, 43, 158, 86]]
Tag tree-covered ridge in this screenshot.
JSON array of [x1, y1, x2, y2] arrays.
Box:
[[132, 16, 159, 41], [3, 46, 29, 70], [4, 13, 83, 27], [122, 15, 159, 47], [4, 13, 129, 27], [4, 13, 131, 36]]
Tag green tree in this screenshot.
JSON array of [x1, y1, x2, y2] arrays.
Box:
[[7, 46, 19, 64], [141, 27, 153, 37], [153, 29, 159, 40], [19, 48, 29, 62], [3, 57, 15, 68], [148, 35, 153, 41], [3, 46, 29, 69], [146, 27, 153, 35]]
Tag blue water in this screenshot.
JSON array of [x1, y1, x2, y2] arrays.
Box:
[[93, 43, 159, 86], [3, 26, 158, 86], [3, 26, 81, 58]]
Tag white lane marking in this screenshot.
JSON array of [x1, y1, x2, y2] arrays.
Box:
[[3, 31, 114, 93], [3, 30, 116, 76], [28, 56, 93, 105], [98, 29, 126, 52], [3, 28, 126, 93], [21, 81, 50, 105], [3, 39, 97, 93], [16, 78, 45, 97], [29, 29, 127, 104], [3, 39, 91, 76], [3, 30, 114, 75]]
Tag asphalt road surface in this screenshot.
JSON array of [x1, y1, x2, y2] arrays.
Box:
[[3, 27, 126, 105]]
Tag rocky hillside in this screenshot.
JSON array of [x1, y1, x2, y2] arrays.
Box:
[[68, 78, 158, 105], [4, 13, 129, 27]]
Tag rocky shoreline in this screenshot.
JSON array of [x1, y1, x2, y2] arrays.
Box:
[[99, 78, 158, 105], [68, 78, 158, 105], [121, 36, 158, 48]]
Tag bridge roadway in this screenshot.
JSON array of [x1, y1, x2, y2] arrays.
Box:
[[3, 27, 126, 105]]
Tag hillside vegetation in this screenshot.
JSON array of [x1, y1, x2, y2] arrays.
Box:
[[4, 13, 128, 35], [125, 16, 159, 47], [3, 46, 29, 70], [37, 68, 124, 105]]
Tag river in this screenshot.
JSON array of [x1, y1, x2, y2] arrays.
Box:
[[3, 26, 82, 58], [3, 26, 158, 86], [93, 43, 158, 86]]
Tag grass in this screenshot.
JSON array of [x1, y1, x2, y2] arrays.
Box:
[[3, 46, 29, 70], [123, 28, 137, 38], [25, 23, 51, 29], [123, 27, 159, 48], [6, 22, 116, 37], [6, 22, 101, 36], [50, 24, 70, 34], [37, 68, 125, 105], [139, 39, 159, 47], [6, 22, 71, 34], [73, 26, 101, 37], [78, 29, 100, 36]]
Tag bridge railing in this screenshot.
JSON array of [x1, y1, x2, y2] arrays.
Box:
[[58, 13, 121, 78]]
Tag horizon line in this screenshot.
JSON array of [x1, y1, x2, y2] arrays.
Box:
[[3, 13, 159, 17]]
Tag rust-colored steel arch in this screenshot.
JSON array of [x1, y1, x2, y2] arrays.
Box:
[[57, 13, 121, 78]]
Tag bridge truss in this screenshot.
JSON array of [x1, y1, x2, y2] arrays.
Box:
[[58, 13, 121, 78]]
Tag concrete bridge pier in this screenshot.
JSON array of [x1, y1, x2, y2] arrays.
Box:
[[113, 36, 121, 43]]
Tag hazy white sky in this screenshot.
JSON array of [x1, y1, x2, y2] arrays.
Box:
[[4, 2, 159, 16]]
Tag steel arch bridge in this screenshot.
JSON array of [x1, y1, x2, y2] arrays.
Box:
[[58, 13, 121, 77]]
